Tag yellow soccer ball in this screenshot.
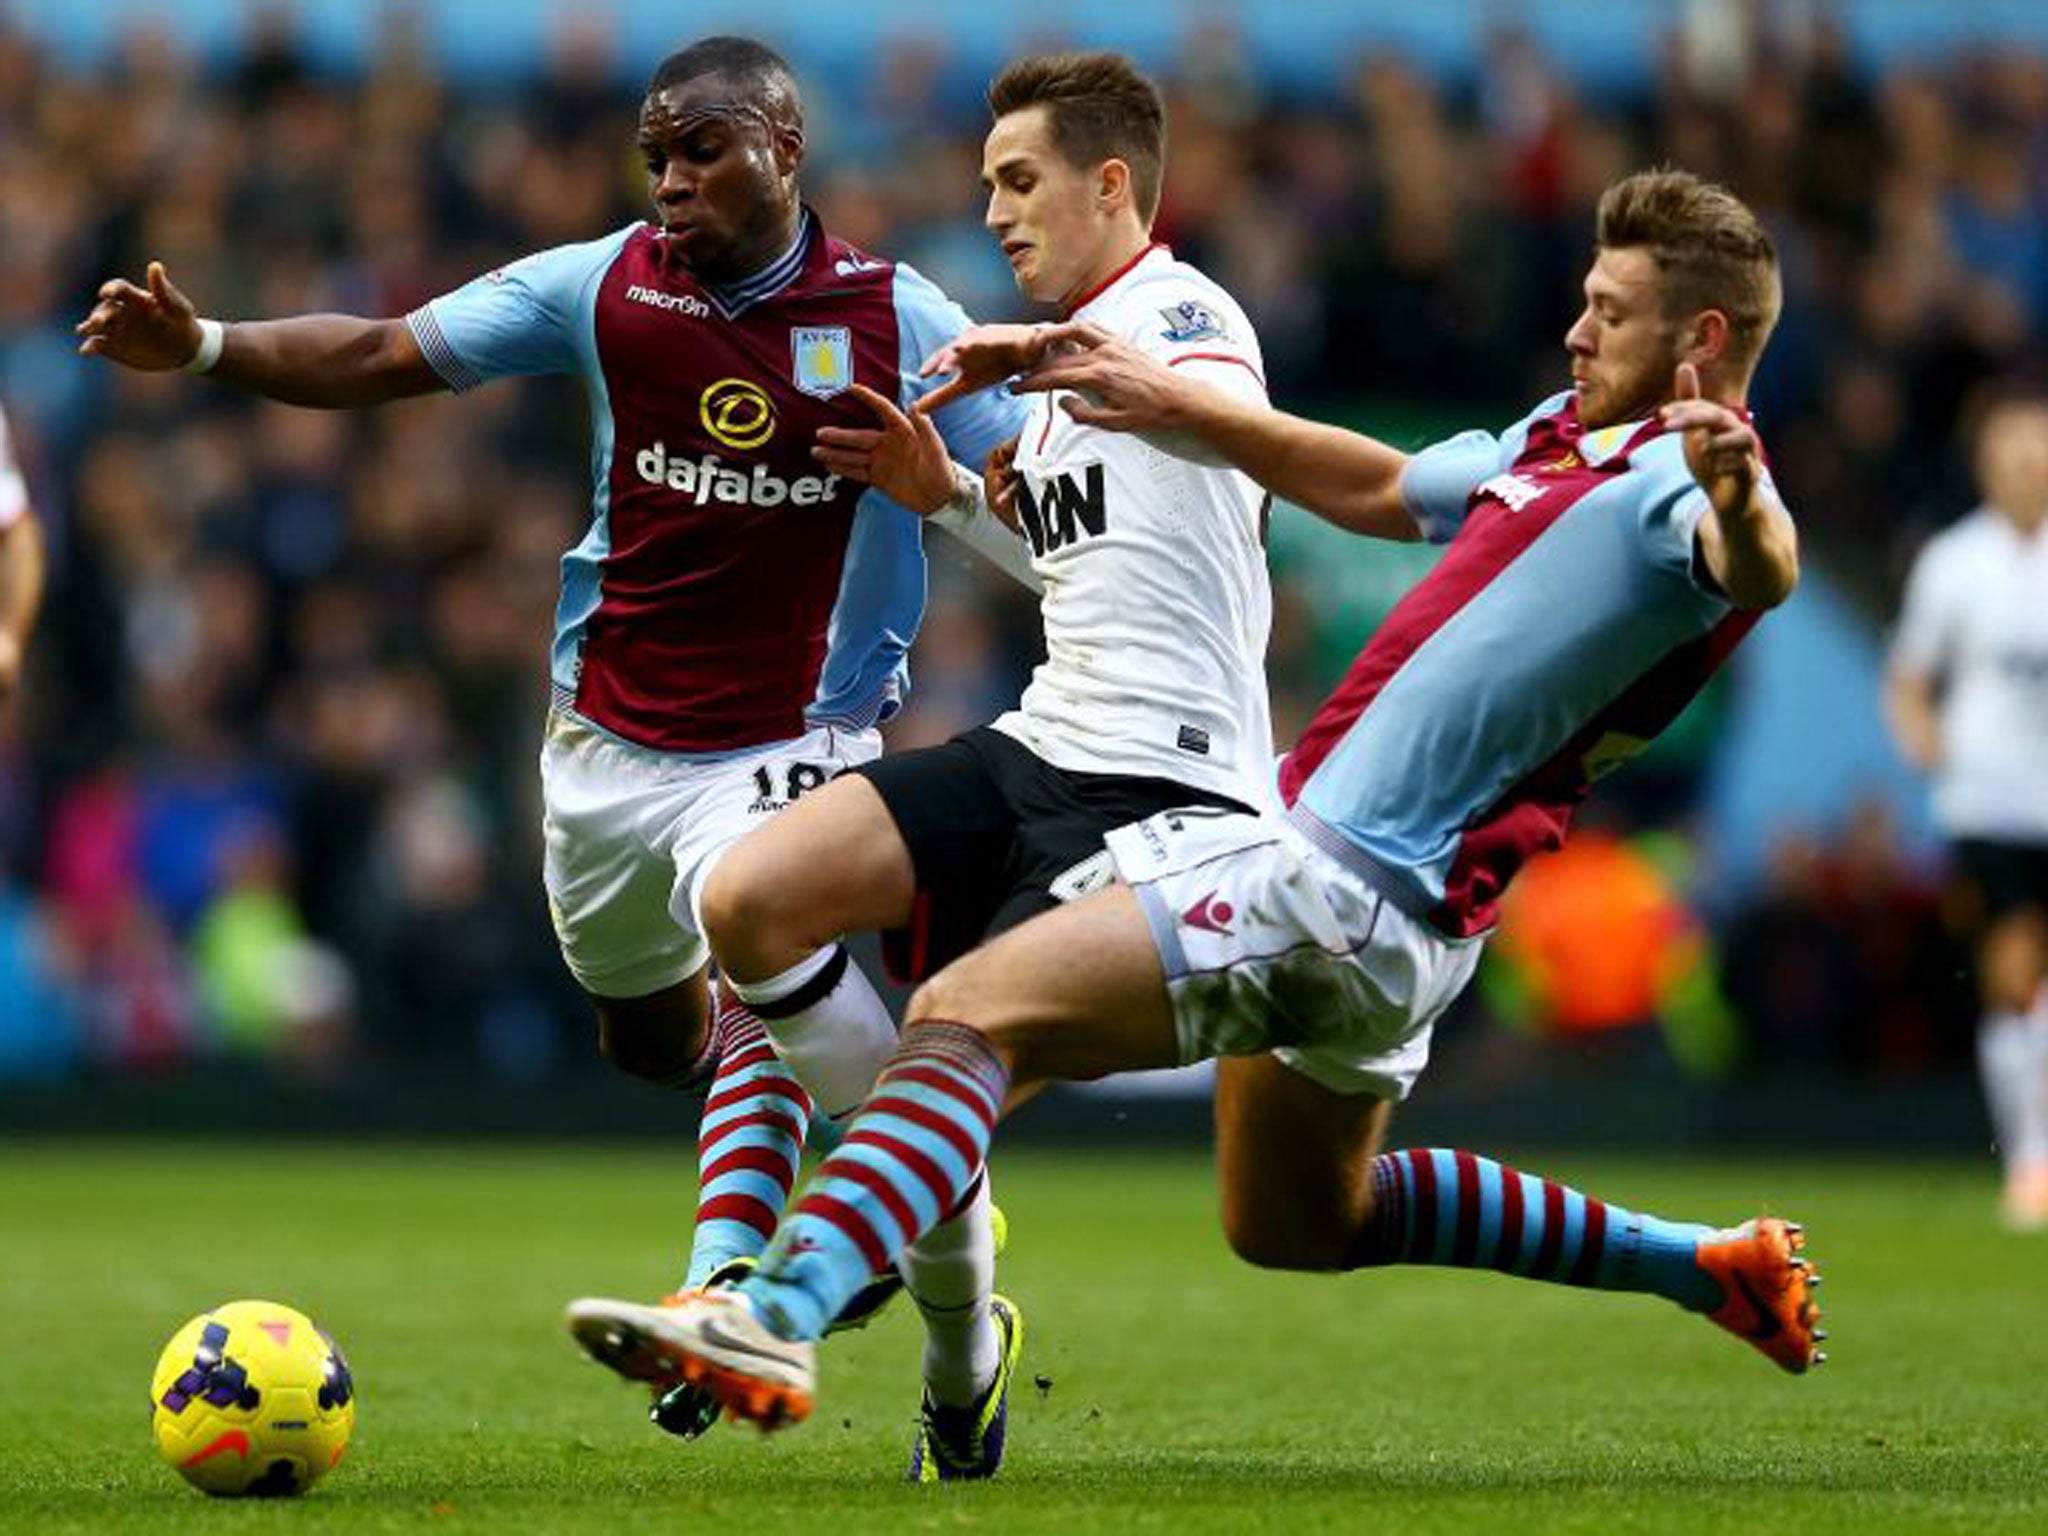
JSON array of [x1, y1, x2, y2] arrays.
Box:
[[148, 1300, 355, 1497]]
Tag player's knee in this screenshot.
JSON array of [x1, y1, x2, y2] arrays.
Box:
[[1219, 1202, 1346, 1272], [594, 1007, 705, 1086], [904, 973, 1016, 1064], [905, 970, 978, 1035], [699, 852, 784, 975], [1981, 911, 2048, 1011]]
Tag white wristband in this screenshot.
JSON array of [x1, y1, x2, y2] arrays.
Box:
[[182, 318, 225, 375], [928, 461, 984, 530]]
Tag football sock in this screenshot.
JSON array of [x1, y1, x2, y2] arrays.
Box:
[[679, 987, 811, 1289], [742, 1020, 1008, 1342], [730, 945, 899, 1120], [902, 1174, 1000, 1408], [1979, 1010, 2048, 1171], [1345, 1149, 1722, 1312]]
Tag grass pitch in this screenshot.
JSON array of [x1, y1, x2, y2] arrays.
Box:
[[0, 1141, 2040, 1534]]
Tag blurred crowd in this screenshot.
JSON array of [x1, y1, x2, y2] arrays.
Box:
[[0, 5, 2033, 1086]]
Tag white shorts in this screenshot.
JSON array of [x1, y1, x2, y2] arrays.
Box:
[[1104, 807, 1483, 1100], [539, 710, 881, 999]]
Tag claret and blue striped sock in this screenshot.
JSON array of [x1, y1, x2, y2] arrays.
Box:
[[740, 1019, 1008, 1342], [1346, 1149, 1723, 1312], [679, 987, 812, 1290]]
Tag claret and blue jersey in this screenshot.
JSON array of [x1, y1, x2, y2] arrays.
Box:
[[1279, 390, 1764, 937], [406, 210, 1024, 755]]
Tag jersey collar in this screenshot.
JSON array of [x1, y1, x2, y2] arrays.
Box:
[[1061, 241, 1169, 319], [700, 207, 815, 319]]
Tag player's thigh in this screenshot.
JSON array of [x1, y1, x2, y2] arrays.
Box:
[[1213, 1055, 1393, 1271], [698, 769, 919, 978], [909, 884, 1181, 1086], [1980, 906, 2048, 1010], [1954, 838, 2048, 1009], [540, 712, 705, 1000]]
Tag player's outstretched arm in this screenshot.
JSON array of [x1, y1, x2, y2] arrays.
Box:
[[1660, 362, 1800, 610], [76, 261, 444, 408], [1011, 322, 1423, 542]]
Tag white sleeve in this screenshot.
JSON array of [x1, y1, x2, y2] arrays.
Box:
[[1120, 280, 1268, 463], [1130, 283, 1268, 406], [1890, 535, 1959, 679], [927, 465, 1043, 594], [0, 408, 29, 530]]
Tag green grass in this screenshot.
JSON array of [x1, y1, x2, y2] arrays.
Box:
[[0, 1142, 2041, 1533]]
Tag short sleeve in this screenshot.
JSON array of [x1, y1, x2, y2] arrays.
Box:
[[893, 262, 1029, 472], [0, 406, 28, 530], [1628, 433, 1750, 598], [1130, 283, 1267, 409], [1398, 430, 1505, 543], [406, 227, 633, 392], [1890, 532, 1961, 679]]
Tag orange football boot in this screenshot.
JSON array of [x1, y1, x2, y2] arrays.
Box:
[[1693, 1217, 1826, 1373]]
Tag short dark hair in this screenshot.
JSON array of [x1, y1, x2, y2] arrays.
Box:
[[647, 36, 801, 131], [987, 52, 1166, 223], [1596, 168, 1781, 377]]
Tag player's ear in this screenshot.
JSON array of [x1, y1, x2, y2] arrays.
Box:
[[773, 123, 806, 179], [1682, 308, 1731, 373], [1098, 157, 1131, 214]]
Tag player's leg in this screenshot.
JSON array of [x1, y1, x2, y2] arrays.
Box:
[[700, 735, 1015, 1118], [1974, 895, 2048, 1228], [590, 973, 714, 1085], [1212, 1054, 1392, 1270], [699, 734, 1026, 1445], [570, 884, 1178, 1429], [543, 715, 821, 1434], [663, 729, 908, 1304], [588, 973, 813, 1295], [542, 714, 816, 1279], [698, 772, 917, 1118], [1208, 943, 1823, 1372]]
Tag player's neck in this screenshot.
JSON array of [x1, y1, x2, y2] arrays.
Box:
[[702, 206, 807, 291], [1059, 228, 1157, 316], [2001, 503, 2047, 537]]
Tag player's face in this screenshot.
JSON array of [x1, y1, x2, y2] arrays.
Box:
[[982, 107, 1113, 307], [638, 77, 800, 286], [1564, 247, 1687, 430], [1977, 404, 2048, 531]]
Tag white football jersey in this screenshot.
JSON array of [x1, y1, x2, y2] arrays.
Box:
[[1891, 507, 2048, 841], [0, 405, 27, 530], [991, 245, 1275, 806]]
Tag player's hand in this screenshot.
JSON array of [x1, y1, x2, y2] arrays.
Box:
[[813, 382, 955, 515], [74, 261, 205, 371], [1011, 322, 1196, 434], [1660, 361, 1761, 516], [983, 435, 1023, 535], [916, 324, 1054, 414]]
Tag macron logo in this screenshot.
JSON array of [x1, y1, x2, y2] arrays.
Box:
[[1181, 892, 1235, 937], [625, 284, 710, 318]]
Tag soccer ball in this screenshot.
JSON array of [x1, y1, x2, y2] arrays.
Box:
[[148, 1299, 355, 1497]]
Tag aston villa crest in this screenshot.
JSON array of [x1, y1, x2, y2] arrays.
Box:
[[791, 326, 852, 399]]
